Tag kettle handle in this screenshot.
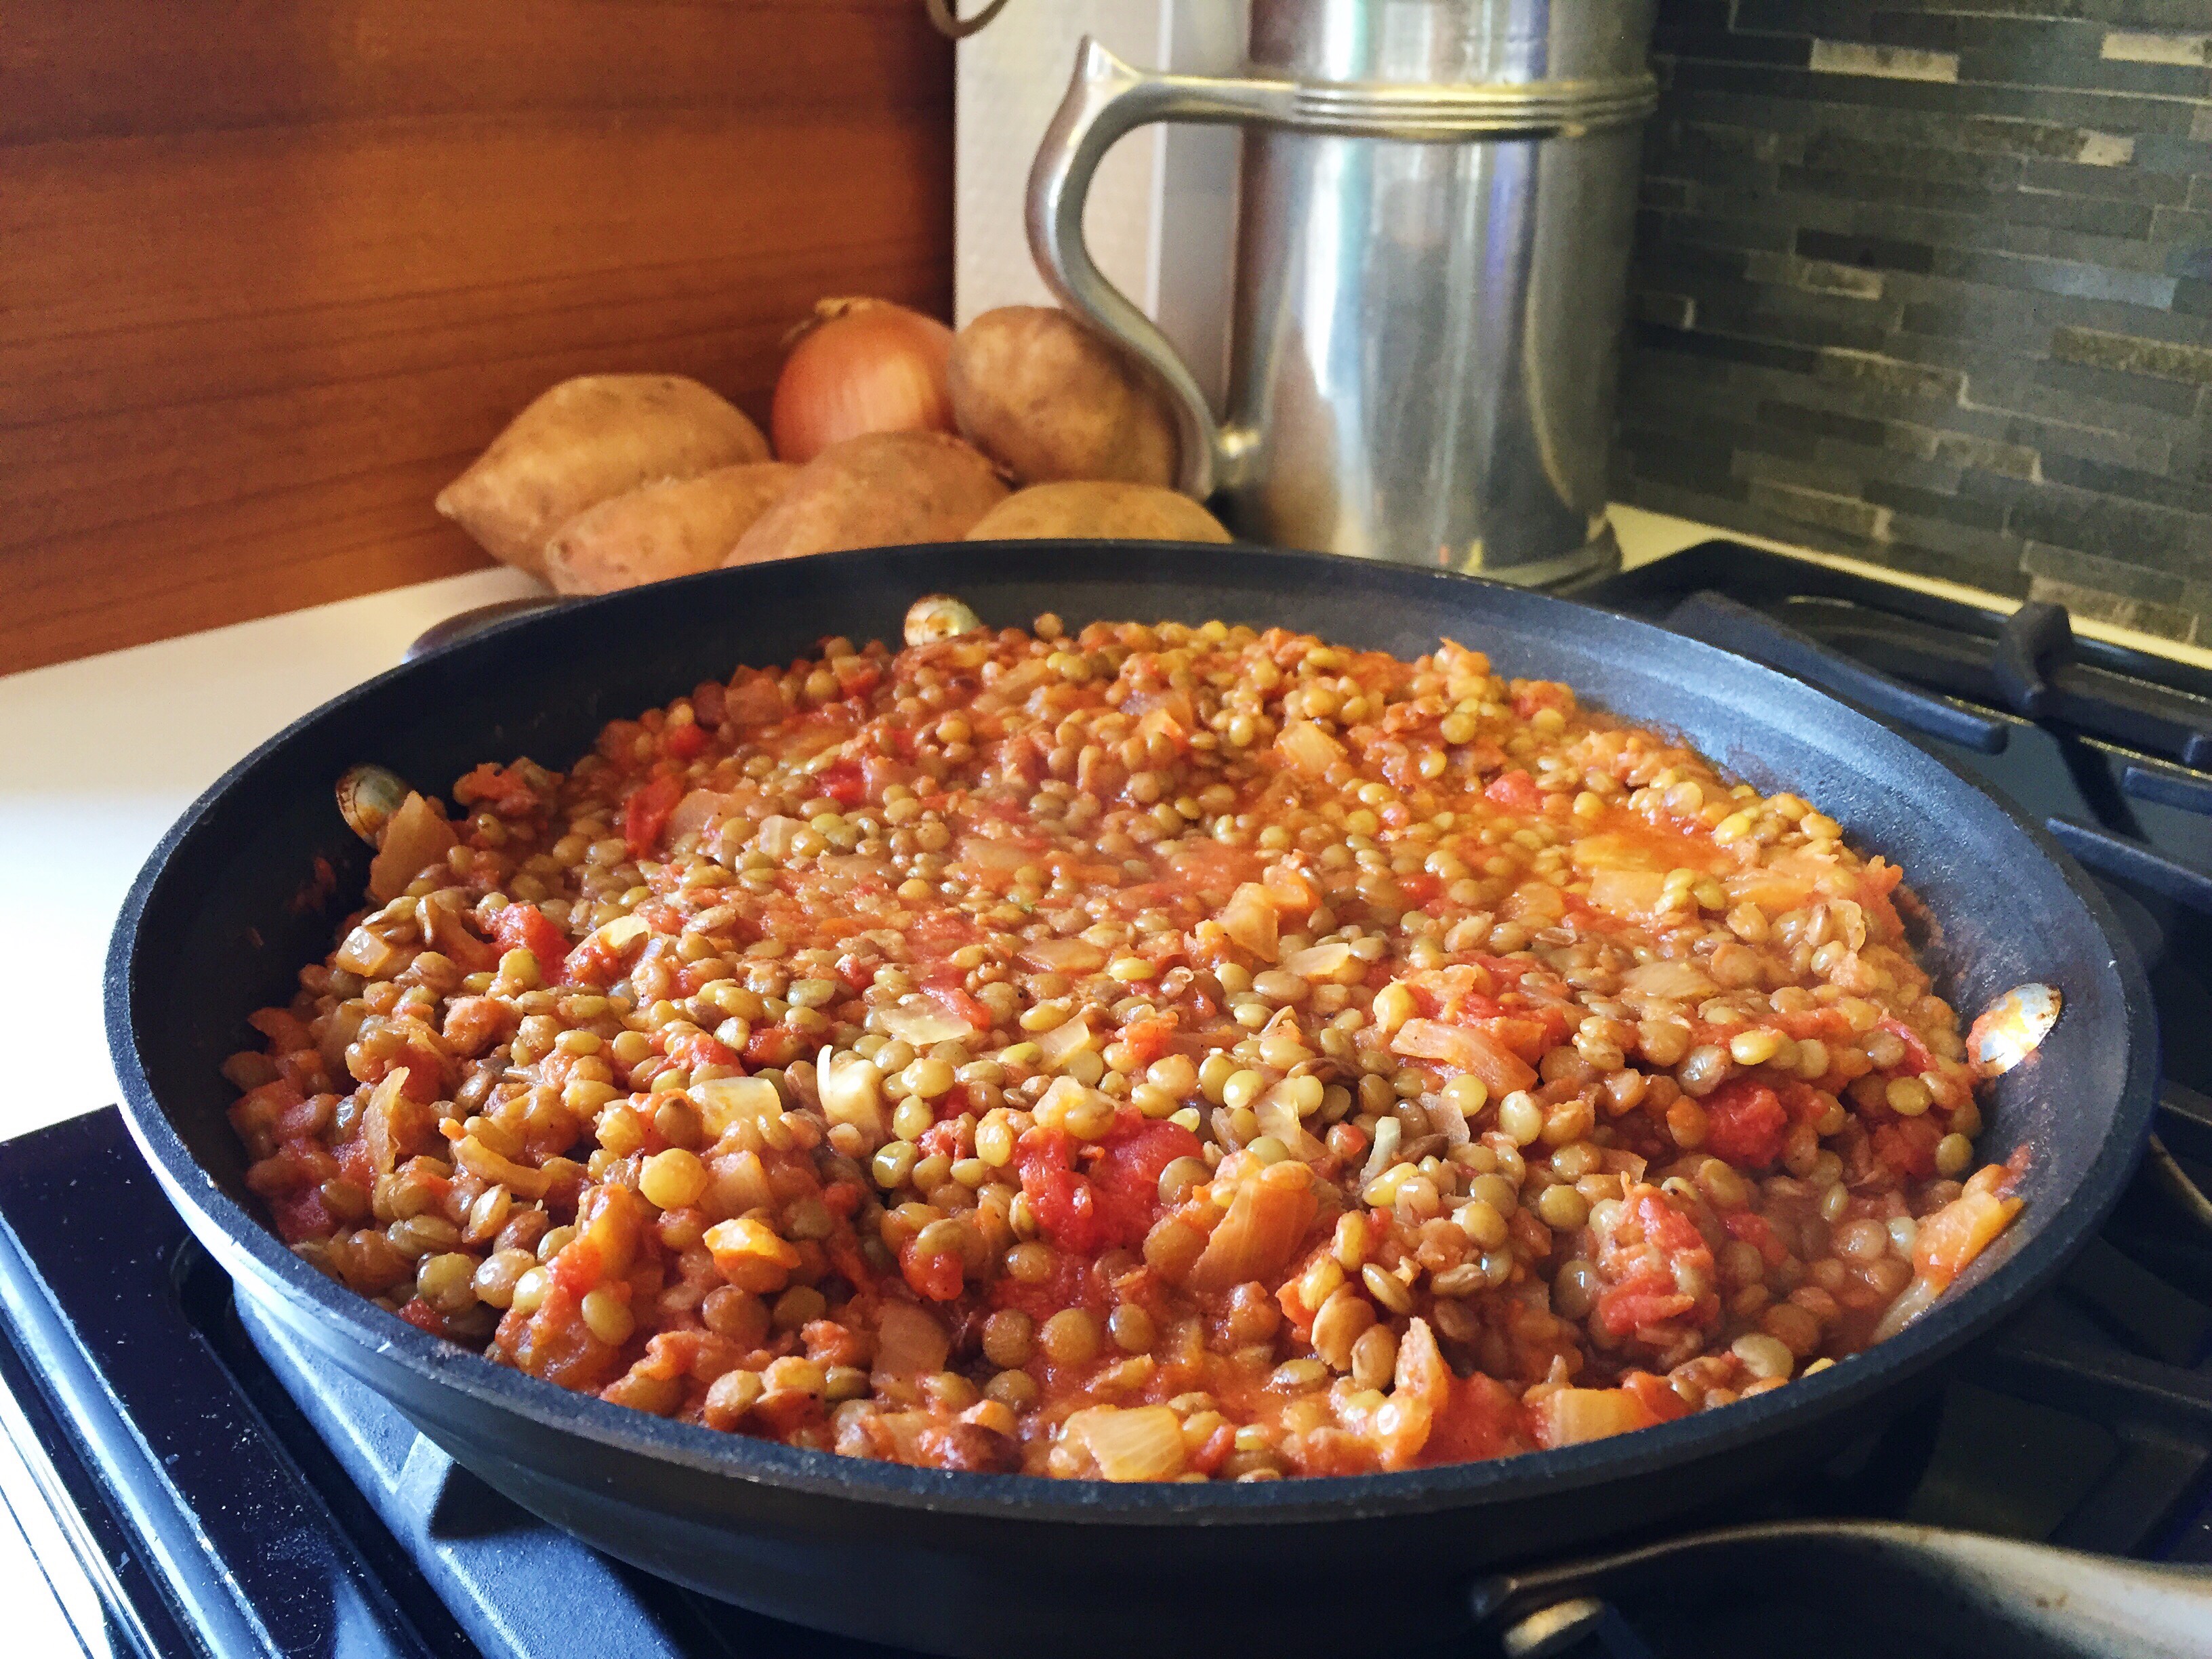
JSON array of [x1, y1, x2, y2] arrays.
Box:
[[1026, 39, 1660, 500], [1026, 39, 1290, 499]]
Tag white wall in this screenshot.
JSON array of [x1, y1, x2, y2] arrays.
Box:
[[954, 0, 1246, 409]]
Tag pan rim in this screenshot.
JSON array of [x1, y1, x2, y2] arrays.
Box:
[[106, 539, 2160, 1527]]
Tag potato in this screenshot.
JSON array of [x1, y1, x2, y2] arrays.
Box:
[[436, 375, 769, 575], [947, 307, 1179, 488], [723, 431, 1008, 566], [964, 482, 1231, 544], [541, 463, 797, 594]]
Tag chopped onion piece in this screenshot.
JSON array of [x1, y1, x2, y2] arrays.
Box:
[[1620, 959, 1718, 1002], [756, 815, 804, 859], [367, 792, 458, 903], [1280, 941, 1356, 983], [1183, 1166, 1317, 1292], [1391, 1019, 1538, 1094], [454, 1133, 550, 1200], [813, 1049, 886, 1139], [1253, 1084, 1328, 1162], [1035, 1012, 1094, 1070], [1532, 1387, 1662, 1449], [874, 1301, 949, 1376], [693, 1076, 785, 1139], [1967, 983, 2060, 1078], [1063, 1406, 1187, 1481], [1276, 720, 1344, 777], [879, 998, 976, 1045], [1220, 883, 1279, 961], [589, 914, 651, 953], [1867, 1275, 1941, 1344], [333, 924, 403, 979], [1588, 867, 1669, 921], [904, 594, 983, 647], [1018, 936, 1107, 974]]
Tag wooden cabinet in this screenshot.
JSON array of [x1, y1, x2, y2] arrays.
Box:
[[1, 1, 954, 672]]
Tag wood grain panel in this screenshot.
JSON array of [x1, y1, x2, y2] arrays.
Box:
[[1, 1, 954, 673]]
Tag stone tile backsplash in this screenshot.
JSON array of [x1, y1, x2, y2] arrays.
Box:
[[1616, 0, 2212, 642]]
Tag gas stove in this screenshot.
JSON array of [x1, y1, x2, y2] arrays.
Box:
[[5, 541, 2210, 1659]]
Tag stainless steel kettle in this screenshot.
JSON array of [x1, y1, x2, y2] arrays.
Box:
[[1028, 0, 1658, 586]]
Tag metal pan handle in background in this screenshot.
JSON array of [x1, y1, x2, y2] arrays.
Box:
[[1473, 1519, 2212, 1659], [1025, 40, 1287, 499]]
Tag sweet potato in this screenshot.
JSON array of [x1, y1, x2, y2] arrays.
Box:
[[436, 375, 769, 575], [722, 431, 1008, 567], [965, 481, 1230, 544], [947, 307, 1179, 487], [541, 462, 796, 594]]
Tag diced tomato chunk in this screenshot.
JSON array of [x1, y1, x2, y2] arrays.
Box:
[[1702, 1078, 1790, 1170], [899, 1240, 965, 1302], [1088, 1118, 1204, 1247], [1485, 769, 1542, 814], [266, 1186, 334, 1244], [621, 774, 685, 859], [815, 759, 867, 806], [493, 903, 571, 975]]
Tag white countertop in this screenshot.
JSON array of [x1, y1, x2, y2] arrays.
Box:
[[4, 506, 2203, 1145]]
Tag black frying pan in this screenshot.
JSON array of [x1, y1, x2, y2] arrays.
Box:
[[108, 542, 2163, 1657]]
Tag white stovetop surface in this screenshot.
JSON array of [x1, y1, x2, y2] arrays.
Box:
[[5, 506, 2206, 1147]]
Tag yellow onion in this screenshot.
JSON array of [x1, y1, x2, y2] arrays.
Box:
[[1531, 1387, 1661, 1449], [1183, 1164, 1317, 1293], [1062, 1406, 1186, 1481], [874, 1302, 949, 1376], [1390, 1018, 1538, 1094], [771, 298, 955, 462]]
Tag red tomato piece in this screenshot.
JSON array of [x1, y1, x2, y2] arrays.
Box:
[[1723, 1210, 1787, 1267], [455, 762, 542, 816], [495, 903, 572, 975], [1485, 770, 1542, 814], [815, 759, 867, 806], [1596, 1289, 1697, 1336], [1115, 1019, 1176, 1071], [621, 774, 685, 859], [1419, 1374, 1534, 1465], [1873, 1118, 1942, 1179], [1619, 1370, 1693, 1425], [1511, 682, 1572, 720], [396, 1298, 449, 1337], [550, 1238, 603, 1298], [1088, 1118, 1204, 1248], [899, 1240, 965, 1302], [1012, 1128, 1105, 1254], [833, 661, 883, 701], [1701, 1078, 1790, 1170], [662, 1025, 740, 1073], [663, 722, 709, 762], [266, 1186, 334, 1244], [745, 1026, 803, 1067]]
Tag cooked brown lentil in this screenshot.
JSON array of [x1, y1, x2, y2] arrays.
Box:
[[226, 598, 2024, 1482]]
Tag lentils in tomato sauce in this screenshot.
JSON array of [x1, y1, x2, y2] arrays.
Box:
[[226, 595, 2022, 1481]]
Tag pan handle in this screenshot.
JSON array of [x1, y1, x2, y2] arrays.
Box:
[[1471, 1519, 2212, 1659], [1662, 592, 2009, 754], [405, 597, 566, 663]]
